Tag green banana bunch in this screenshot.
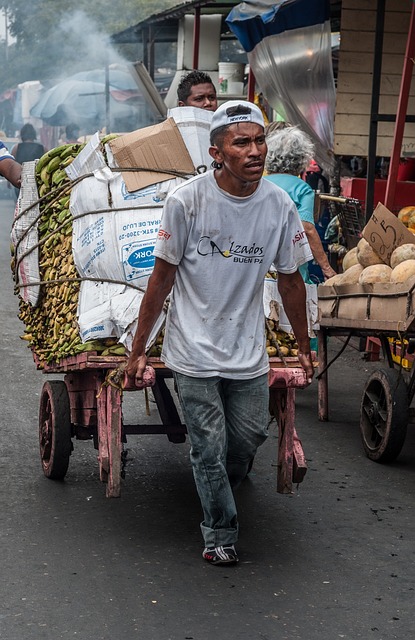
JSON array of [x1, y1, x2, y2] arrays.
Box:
[[17, 139, 128, 367], [18, 143, 82, 366], [35, 143, 81, 174]]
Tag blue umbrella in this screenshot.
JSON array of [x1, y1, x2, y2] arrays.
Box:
[[70, 68, 139, 92], [30, 78, 139, 128]]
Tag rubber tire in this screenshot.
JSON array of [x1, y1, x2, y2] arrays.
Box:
[[360, 368, 408, 463], [39, 380, 72, 479]]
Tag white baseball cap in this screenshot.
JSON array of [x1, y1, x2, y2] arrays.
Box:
[[210, 100, 265, 135]]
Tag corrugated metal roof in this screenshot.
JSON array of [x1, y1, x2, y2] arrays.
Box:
[[111, 1, 240, 44], [111, 0, 342, 44]]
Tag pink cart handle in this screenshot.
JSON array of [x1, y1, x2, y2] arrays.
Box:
[[123, 365, 156, 390]]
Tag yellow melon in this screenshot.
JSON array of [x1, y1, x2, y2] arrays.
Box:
[[356, 238, 384, 267], [339, 263, 364, 284], [322, 273, 344, 287], [390, 259, 415, 283], [390, 243, 415, 269], [358, 264, 392, 285], [398, 206, 415, 227], [342, 247, 359, 271]]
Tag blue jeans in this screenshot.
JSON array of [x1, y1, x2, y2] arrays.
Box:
[[173, 372, 269, 548]]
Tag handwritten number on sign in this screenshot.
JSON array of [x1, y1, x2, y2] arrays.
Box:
[[369, 231, 387, 256], [370, 221, 397, 256]]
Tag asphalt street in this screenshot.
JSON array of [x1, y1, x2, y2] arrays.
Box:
[[1, 196, 415, 640]]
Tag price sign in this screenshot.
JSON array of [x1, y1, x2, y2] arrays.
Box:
[[362, 203, 415, 264]]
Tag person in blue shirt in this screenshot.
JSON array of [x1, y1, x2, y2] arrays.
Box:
[[264, 125, 335, 281], [0, 141, 21, 189]]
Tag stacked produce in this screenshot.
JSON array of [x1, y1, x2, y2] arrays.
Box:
[[263, 269, 301, 358], [147, 320, 299, 360], [397, 206, 415, 229], [265, 320, 299, 358], [15, 138, 127, 368], [321, 229, 415, 288]]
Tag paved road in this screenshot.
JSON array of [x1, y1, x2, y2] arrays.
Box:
[[1, 197, 415, 640]]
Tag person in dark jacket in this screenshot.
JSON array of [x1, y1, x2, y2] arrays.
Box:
[[11, 124, 45, 164], [11, 124, 45, 197], [65, 123, 80, 143]]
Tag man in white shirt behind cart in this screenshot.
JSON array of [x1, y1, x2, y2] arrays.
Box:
[[126, 100, 313, 566]]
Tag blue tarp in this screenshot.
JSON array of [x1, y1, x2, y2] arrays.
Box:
[[226, 0, 335, 170], [227, 0, 330, 52]]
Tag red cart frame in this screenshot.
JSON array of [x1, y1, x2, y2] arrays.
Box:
[[38, 353, 310, 497]]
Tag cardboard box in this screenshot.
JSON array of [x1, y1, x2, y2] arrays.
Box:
[[317, 278, 415, 330], [326, 283, 366, 322], [109, 118, 195, 192], [362, 202, 415, 264]]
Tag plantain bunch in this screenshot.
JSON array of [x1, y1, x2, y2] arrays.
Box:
[[146, 322, 298, 361], [17, 137, 126, 368], [265, 320, 299, 358], [265, 271, 278, 280]]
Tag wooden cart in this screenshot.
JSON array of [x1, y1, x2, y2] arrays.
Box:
[[317, 310, 415, 465], [38, 353, 310, 497]]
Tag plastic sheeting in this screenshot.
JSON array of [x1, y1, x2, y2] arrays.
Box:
[[227, 0, 336, 172]]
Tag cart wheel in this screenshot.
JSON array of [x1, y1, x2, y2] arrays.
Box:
[[39, 380, 73, 479], [360, 368, 408, 463]]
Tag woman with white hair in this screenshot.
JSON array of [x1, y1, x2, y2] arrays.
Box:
[[265, 126, 336, 281]]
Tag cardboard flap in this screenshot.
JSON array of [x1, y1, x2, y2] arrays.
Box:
[[362, 203, 415, 264], [109, 118, 195, 192]]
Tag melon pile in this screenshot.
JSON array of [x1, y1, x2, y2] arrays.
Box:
[[397, 206, 415, 230], [322, 211, 415, 288]]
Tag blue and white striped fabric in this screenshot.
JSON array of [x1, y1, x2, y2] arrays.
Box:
[[0, 141, 13, 161]]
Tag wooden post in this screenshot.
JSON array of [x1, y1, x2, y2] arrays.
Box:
[[106, 385, 122, 498], [192, 7, 201, 70], [247, 68, 255, 103], [97, 379, 109, 484], [317, 330, 329, 421], [96, 380, 122, 497], [385, 3, 415, 210], [268, 366, 308, 494], [275, 388, 294, 493]]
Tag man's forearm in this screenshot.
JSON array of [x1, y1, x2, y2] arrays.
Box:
[[129, 258, 177, 360], [0, 158, 22, 188]]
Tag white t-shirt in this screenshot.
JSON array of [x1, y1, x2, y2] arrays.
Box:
[[153, 171, 312, 379]]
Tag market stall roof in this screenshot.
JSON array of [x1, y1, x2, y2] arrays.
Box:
[[111, 0, 342, 45], [111, 0, 241, 44]]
